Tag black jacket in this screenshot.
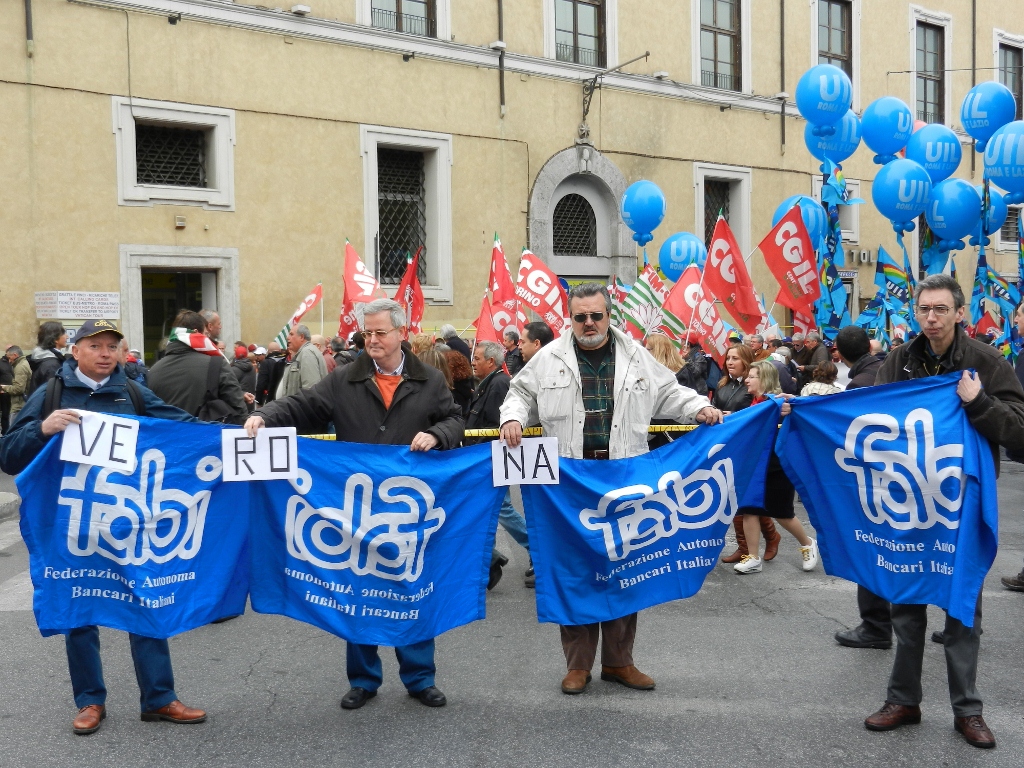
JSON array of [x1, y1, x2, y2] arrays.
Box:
[[504, 348, 525, 377], [0, 358, 12, 387], [798, 343, 829, 386], [231, 357, 257, 394], [465, 368, 511, 440], [877, 325, 1024, 473], [676, 347, 709, 396], [333, 349, 355, 367], [845, 354, 882, 390], [256, 351, 287, 405], [147, 341, 248, 422], [27, 347, 64, 396], [712, 377, 753, 413], [255, 351, 464, 448], [445, 335, 473, 364]]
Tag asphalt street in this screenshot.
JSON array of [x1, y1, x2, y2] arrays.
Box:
[[0, 471, 1022, 768]]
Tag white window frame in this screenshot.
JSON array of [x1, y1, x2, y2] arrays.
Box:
[[355, 0, 452, 41], [993, 28, 1024, 121], [690, 0, 752, 94], [909, 5, 953, 126], [809, 0, 861, 112], [693, 162, 752, 256], [543, 0, 618, 67], [111, 97, 235, 211], [996, 205, 1022, 252], [360, 125, 453, 305], [811, 177, 861, 244]]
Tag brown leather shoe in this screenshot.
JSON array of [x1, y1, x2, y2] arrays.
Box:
[[561, 669, 591, 695], [721, 518, 747, 563], [864, 702, 921, 731], [955, 715, 996, 748], [72, 704, 106, 735], [140, 700, 207, 724], [761, 517, 782, 561], [600, 664, 655, 690]]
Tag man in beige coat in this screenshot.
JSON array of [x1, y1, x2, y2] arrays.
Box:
[[1, 346, 32, 421], [278, 324, 328, 399]]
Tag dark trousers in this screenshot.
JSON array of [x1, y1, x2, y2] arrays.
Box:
[[560, 613, 637, 671], [857, 585, 893, 638], [887, 597, 983, 716], [65, 626, 177, 712], [346, 639, 436, 694], [0, 393, 9, 434]]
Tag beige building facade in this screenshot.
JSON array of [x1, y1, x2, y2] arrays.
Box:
[[1, 0, 1022, 358]]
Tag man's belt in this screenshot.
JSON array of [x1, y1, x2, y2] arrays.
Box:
[[582, 450, 610, 460]]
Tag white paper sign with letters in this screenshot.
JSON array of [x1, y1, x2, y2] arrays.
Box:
[[60, 411, 139, 473], [221, 427, 298, 482], [491, 438, 559, 486]]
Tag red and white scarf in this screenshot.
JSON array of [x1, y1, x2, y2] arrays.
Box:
[[168, 327, 222, 357]]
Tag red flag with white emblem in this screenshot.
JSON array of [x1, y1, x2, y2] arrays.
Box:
[[342, 241, 387, 304], [487, 234, 522, 336], [394, 247, 425, 334], [704, 217, 763, 333], [515, 249, 569, 335], [758, 206, 820, 317], [662, 265, 731, 365]]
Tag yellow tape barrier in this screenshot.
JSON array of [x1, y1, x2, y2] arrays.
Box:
[[301, 424, 698, 440]]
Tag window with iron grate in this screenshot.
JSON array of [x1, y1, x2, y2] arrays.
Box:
[[1001, 206, 1021, 246], [377, 148, 428, 285], [552, 194, 597, 258], [371, 0, 436, 38], [703, 180, 731, 248], [135, 123, 208, 188]]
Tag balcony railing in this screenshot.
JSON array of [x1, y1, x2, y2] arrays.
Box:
[[701, 69, 740, 91], [371, 8, 436, 38], [556, 42, 604, 68]]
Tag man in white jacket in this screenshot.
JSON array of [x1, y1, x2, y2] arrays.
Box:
[[499, 283, 722, 694]]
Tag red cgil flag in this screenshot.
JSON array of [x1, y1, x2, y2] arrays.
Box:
[[473, 293, 502, 344], [704, 216, 763, 334], [758, 205, 821, 317], [394, 247, 425, 334], [515, 249, 569, 335], [792, 310, 817, 336], [487, 234, 522, 336], [662, 265, 731, 366]]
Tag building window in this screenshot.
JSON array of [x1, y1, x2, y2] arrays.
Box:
[[376, 148, 428, 285], [370, 0, 436, 37], [703, 179, 731, 247], [818, 0, 852, 78], [700, 0, 741, 91], [916, 22, 945, 123], [552, 194, 597, 258], [999, 44, 1024, 121], [112, 97, 235, 210], [135, 124, 207, 188], [555, 0, 605, 67], [999, 206, 1021, 251], [812, 177, 860, 243]]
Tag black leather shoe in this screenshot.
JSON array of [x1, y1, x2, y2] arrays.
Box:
[[488, 554, 508, 591], [1000, 572, 1024, 592], [409, 686, 447, 707], [524, 568, 536, 588], [340, 687, 377, 710], [931, 630, 945, 644], [835, 626, 892, 649]]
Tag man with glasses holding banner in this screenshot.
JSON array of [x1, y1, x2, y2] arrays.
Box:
[[498, 283, 722, 695]]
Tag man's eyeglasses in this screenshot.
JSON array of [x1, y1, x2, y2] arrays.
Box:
[[915, 305, 952, 317], [362, 328, 397, 339], [572, 312, 606, 323]]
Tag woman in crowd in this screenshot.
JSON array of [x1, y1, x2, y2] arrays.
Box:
[[800, 361, 843, 396], [732, 360, 819, 575], [644, 334, 686, 451], [417, 348, 453, 391], [410, 334, 434, 356], [443, 349, 474, 418], [713, 345, 783, 565]]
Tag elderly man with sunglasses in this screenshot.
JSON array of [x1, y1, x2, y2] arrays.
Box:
[[498, 283, 722, 695]]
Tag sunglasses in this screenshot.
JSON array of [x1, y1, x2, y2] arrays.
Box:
[[571, 312, 606, 323]]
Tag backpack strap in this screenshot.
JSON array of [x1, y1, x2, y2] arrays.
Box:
[[125, 380, 146, 417], [41, 376, 64, 420]]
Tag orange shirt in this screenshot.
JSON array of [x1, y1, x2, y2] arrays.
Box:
[[374, 372, 402, 410]]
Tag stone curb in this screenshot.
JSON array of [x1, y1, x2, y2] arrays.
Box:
[[0, 492, 20, 523]]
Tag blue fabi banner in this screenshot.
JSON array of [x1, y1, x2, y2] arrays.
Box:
[[16, 418, 250, 638], [249, 440, 505, 646], [521, 401, 781, 626], [776, 373, 997, 626]]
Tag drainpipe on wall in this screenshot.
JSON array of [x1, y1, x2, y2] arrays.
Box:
[[497, 0, 506, 118], [24, 0, 34, 57], [779, 0, 785, 154], [970, 0, 977, 175]]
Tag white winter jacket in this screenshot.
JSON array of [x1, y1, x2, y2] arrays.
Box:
[[498, 326, 711, 459]]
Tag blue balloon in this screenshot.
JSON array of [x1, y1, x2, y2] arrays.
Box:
[[773, 195, 827, 247], [795, 64, 852, 131], [925, 179, 982, 249], [905, 124, 962, 184], [658, 233, 707, 282], [861, 96, 914, 162], [975, 185, 1008, 235], [961, 81, 1018, 151], [983, 121, 1024, 202], [621, 180, 666, 244], [871, 158, 931, 230], [804, 110, 861, 162]]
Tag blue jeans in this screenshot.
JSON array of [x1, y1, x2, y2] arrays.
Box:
[[346, 639, 436, 694], [65, 626, 177, 712], [498, 490, 529, 551]]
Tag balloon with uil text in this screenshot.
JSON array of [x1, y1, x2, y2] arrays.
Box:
[[861, 96, 914, 164], [658, 233, 706, 282], [804, 109, 861, 164], [905, 124, 962, 184], [773, 195, 827, 248], [924, 179, 981, 251], [983, 122, 1024, 203], [872, 158, 931, 233], [795, 64, 852, 135], [961, 82, 1018, 152], [970, 185, 1008, 246], [621, 180, 666, 246]]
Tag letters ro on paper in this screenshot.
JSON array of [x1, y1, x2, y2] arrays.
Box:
[[221, 427, 298, 482]]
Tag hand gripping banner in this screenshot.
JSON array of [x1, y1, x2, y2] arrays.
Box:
[[16, 418, 250, 639], [521, 401, 780, 626], [776, 373, 998, 627], [249, 440, 505, 646]]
